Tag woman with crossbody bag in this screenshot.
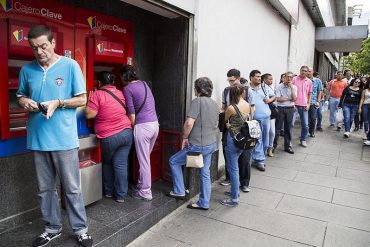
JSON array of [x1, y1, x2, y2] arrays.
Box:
[[167, 77, 218, 210], [121, 65, 159, 201], [85, 71, 133, 203], [220, 85, 252, 207]]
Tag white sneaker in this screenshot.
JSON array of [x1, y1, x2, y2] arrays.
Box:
[[364, 140, 370, 146], [344, 132, 350, 138], [300, 141, 307, 147]]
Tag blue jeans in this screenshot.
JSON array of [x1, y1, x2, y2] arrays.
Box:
[[317, 101, 324, 129], [269, 119, 275, 148], [33, 149, 88, 236], [329, 98, 340, 125], [308, 105, 318, 134], [252, 117, 270, 165], [362, 104, 370, 133], [296, 106, 309, 141], [169, 142, 216, 208], [343, 104, 359, 132], [101, 128, 133, 200], [226, 134, 243, 202]]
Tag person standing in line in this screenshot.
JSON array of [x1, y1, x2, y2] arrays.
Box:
[[307, 68, 323, 137], [354, 77, 366, 131], [360, 78, 370, 145], [292, 66, 312, 147], [167, 77, 218, 210], [315, 72, 325, 132], [261, 73, 276, 157], [16, 25, 93, 247], [339, 78, 362, 138], [328, 71, 347, 130], [220, 85, 253, 207], [220, 69, 255, 192], [273, 72, 297, 154], [343, 70, 353, 85], [121, 65, 159, 201], [249, 70, 274, 171], [85, 71, 133, 203]]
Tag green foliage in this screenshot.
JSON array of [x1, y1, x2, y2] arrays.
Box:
[[342, 38, 370, 75]]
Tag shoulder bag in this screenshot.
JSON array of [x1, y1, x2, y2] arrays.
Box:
[[262, 84, 278, 119]]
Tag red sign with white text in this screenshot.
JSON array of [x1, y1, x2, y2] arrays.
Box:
[[95, 40, 124, 58]]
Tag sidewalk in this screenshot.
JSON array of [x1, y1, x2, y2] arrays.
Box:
[[129, 115, 370, 247]]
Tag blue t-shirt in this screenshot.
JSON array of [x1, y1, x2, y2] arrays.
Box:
[[310, 77, 323, 104], [17, 57, 86, 151], [250, 84, 275, 120]]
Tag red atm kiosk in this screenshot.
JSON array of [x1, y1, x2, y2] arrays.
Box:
[[0, 0, 74, 141], [75, 9, 162, 183]]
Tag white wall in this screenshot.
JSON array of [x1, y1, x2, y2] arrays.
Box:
[[194, 0, 290, 104], [287, 2, 316, 73]]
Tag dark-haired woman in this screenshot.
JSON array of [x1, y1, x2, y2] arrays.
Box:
[[85, 71, 133, 203], [220, 85, 252, 207], [339, 78, 362, 138], [359, 78, 370, 145], [167, 77, 218, 210], [121, 65, 159, 201]]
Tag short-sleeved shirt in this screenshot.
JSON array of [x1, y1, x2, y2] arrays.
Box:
[[310, 77, 323, 104], [87, 85, 132, 139], [292, 76, 312, 106], [275, 83, 297, 107], [187, 97, 219, 146], [328, 79, 347, 98], [249, 84, 274, 120], [16, 57, 85, 151], [222, 86, 255, 108], [123, 81, 158, 124]]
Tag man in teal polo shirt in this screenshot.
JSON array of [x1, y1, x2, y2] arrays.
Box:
[[16, 25, 93, 247]]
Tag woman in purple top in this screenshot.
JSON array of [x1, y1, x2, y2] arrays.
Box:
[[121, 65, 159, 201]]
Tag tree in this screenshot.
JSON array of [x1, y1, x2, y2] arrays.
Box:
[[342, 37, 370, 75]]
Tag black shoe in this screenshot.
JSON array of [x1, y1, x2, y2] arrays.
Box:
[[354, 127, 359, 132], [78, 233, 93, 247], [309, 132, 315, 138], [284, 147, 295, 154], [33, 232, 61, 247], [337, 127, 341, 131], [256, 165, 265, 172], [316, 127, 323, 132]]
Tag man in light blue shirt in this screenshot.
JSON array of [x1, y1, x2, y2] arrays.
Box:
[[307, 68, 323, 137], [249, 70, 275, 171], [16, 25, 92, 247]]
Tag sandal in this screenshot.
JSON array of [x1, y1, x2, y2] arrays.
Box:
[[187, 203, 208, 210]]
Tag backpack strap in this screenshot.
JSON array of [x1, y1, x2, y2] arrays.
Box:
[[135, 81, 148, 116], [232, 104, 247, 122]]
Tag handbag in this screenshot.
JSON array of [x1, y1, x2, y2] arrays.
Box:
[[186, 98, 204, 168], [262, 84, 278, 119]]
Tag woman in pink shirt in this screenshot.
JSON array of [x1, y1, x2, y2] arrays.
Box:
[[85, 71, 133, 203]]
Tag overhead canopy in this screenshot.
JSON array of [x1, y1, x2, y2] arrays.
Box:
[[315, 25, 368, 52]]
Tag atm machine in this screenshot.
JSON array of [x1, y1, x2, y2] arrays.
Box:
[[0, 0, 74, 156], [75, 9, 162, 184]]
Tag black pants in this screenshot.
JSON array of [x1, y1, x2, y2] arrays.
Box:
[[222, 130, 230, 180], [274, 106, 294, 149], [239, 149, 253, 187], [354, 112, 363, 129]]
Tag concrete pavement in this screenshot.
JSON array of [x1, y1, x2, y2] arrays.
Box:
[[128, 114, 370, 247]]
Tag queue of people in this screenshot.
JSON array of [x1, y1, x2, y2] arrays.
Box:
[[17, 24, 369, 247]]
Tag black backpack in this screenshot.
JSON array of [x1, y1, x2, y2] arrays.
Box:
[[231, 104, 261, 150]]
